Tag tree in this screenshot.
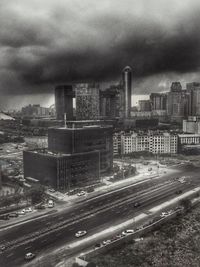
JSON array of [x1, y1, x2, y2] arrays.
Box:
[[180, 198, 192, 212], [28, 185, 45, 205]]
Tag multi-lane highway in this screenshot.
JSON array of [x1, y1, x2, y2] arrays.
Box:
[[0, 166, 199, 267]]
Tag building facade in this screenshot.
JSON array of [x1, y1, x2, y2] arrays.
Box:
[[114, 131, 178, 155], [186, 82, 200, 116], [75, 83, 100, 120], [48, 126, 113, 173], [23, 150, 100, 191], [55, 85, 74, 120], [183, 116, 200, 134], [167, 82, 189, 122], [138, 100, 151, 112], [150, 93, 167, 111]]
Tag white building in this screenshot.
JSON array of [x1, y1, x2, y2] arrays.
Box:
[[115, 131, 178, 155], [183, 116, 200, 134], [178, 134, 200, 145]]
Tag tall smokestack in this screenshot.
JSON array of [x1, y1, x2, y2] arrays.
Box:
[[64, 113, 67, 128], [122, 66, 132, 118]]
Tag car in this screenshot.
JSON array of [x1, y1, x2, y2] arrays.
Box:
[[102, 240, 111, 246], [24, 252, 35, 261], [0, 245, 6, 252], [94, 243, 102, 249], [9, 212, 18, 218], [25, 207, 33, 213], [134, 202, 141, 208], [48, 200, 54, 208], [18, 210, 26, 215], [160, 212, 168, 217], [48, 188, 56, 193], [175, 190, 182, 195], [0, 214, 10, 220], [36, 204, 46, 210], [75, 230, 87, 238], [77, 191, 86, 196], [122, 229, 134, 236]]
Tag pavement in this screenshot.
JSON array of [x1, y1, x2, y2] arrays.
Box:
[[0, 163, 179, 230], [26, 185, 200, 267]]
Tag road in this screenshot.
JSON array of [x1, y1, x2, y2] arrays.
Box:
[[0, 172, 197, 267]]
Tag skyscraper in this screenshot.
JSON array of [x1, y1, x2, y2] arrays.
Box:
[[150, 93, 167, 111], [186, 82, 200, 116], [55, 85, 74, 120], [122, 66, 132, 118], [167, 82, 189, 122], [75, 83, 100, 120]]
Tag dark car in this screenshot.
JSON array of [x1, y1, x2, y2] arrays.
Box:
[[0, 214, 10, 220], [175, 190, 182, 195], [134, 202, 141, 208], [9, 212, 18, 218]]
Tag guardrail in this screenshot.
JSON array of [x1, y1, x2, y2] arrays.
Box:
[[81, 210, 181, 260]]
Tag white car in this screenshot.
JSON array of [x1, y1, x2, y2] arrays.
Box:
[[122, 229, 134, 236], [24, 252, 35, 261], [75, 230, 87, 238], [77, 191, 86, 196], [18, 210, 26, 215], [48, 200, 54, 208], [102, 240, 111, 246], [48, 188, 56, 193], [161, 212, 168, 217], [25, 207, 33, 213]]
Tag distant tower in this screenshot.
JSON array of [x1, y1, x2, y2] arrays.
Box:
[[122, 66, 132, 118], [55, 85, 74, 120]]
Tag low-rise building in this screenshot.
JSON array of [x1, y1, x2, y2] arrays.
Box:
[[183, 116, 200, 134], [114, 131, 178, 155]]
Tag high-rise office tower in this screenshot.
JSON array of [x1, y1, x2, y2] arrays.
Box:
[[122, 66, 132, 118], [150, 93, 167, 111], [167, 82, 189, 122], [186, 82, 200, 116], [100, 86, 120, 118], [55, 85, 74, 120], [75, 83, 100, 120]]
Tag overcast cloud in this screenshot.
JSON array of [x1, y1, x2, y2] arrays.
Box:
[[0, 0, 200, 108]]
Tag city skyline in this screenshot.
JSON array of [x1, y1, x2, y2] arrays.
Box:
[[1, 0, 200, 109]]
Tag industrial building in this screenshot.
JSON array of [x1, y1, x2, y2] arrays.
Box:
[[23, 125, 113, 191], [23, 149, 100, 191]]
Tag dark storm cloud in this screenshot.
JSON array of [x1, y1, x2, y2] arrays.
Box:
[[0, 0, 200, 98]]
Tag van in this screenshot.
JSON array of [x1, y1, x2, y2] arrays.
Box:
[[48, 200, 54, 208]]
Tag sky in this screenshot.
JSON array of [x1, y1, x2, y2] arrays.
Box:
[[0, 0, 200, 109]]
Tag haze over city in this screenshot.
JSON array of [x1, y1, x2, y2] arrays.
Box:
[[2, 2, 200, 267], [1, 0, 200, 109]]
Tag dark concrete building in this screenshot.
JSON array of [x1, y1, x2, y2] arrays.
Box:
[[48, 126, 113, 173], [23, 125, 113, 191], [23, 150, 100, 191], [55, 85, 74, 120]]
